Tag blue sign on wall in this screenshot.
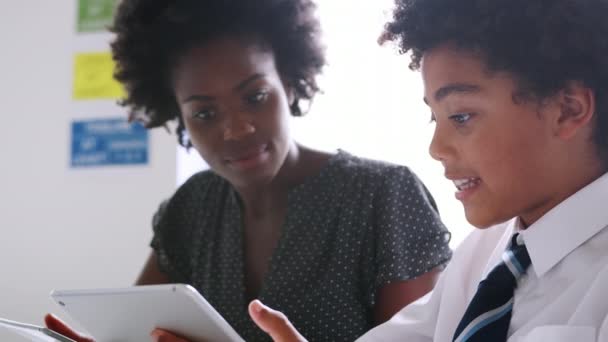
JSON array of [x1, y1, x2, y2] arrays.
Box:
[[71, 118, 149, 167]]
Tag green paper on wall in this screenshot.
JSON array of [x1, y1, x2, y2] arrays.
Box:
[[77, 0, 118, 33]]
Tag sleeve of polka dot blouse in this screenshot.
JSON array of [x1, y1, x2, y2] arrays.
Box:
[[149, 199, 191, 283], [372, 166, 452, 289]]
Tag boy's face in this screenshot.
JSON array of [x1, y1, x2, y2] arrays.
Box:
[[421, 44, 564, 228]]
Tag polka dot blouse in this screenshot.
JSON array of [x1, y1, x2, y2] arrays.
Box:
[[151, 150, 452, 341]]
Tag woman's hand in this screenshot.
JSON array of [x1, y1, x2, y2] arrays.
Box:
[[248, 300, 308, 342], [46, 313, 191, 342], [150, 329, 191, 342], [44, 314, 95, 342]]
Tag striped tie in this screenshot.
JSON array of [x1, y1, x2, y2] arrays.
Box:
[[452, 233, 531, 342]]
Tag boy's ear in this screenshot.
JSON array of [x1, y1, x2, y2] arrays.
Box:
[[555, 82, 595, 140]]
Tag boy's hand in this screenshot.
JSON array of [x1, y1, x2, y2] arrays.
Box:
[[44, 314, 95, 342], [248, 300, 308, 342]]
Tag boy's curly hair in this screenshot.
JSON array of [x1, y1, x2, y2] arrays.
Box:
[[110, 0, 325, 146], [384, 0, 608, 163]]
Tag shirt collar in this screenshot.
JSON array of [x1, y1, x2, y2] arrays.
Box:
[[519, 172, 608, 277]]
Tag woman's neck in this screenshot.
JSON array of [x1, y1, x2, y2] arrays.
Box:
[[234, 142, 332, 218]]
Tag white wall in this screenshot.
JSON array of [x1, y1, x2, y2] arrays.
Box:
[[0, 1, 176, 340]]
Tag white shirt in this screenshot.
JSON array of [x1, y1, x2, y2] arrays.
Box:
[[359, 172, 608, 342]]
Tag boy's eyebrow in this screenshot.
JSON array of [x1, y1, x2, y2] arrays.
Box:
[[181, 74, 266, 104], [423, 83, 481, 104]]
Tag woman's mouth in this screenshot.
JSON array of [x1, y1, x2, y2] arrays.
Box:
[[225, 144, 271, 170]]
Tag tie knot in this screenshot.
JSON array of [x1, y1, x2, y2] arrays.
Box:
[[502, 233, 531, 279]]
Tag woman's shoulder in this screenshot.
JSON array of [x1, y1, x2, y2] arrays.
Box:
[[332, 150, 418, 184], [330, 150, 441, 211]]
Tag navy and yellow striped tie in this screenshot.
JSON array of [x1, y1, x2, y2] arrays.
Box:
[[452, 233, 531, 342]]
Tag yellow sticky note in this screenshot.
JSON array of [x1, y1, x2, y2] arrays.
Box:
[[73, 51, 125, 100]]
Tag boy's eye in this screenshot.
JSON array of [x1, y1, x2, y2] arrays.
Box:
[[449, 113, 473, 124], [246, 90, 269, 105], [192, 108, 216, 121]]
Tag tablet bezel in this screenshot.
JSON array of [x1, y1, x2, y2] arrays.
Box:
[[0, 317, 77, 342]]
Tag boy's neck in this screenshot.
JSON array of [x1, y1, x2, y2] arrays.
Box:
[[518, 162, 607, 228]]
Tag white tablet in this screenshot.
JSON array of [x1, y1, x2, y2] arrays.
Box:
[[50, 284, 244, 342]]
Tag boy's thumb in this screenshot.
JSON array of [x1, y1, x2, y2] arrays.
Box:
[[248, 300, 307, 342]]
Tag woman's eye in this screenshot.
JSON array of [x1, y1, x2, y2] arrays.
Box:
[[246, 90, 269, 105], [192, 108, 216, 121], [449, 113, 472, 124]]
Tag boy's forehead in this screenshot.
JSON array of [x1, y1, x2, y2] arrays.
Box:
[[420, 44, 522, 101], [421, 45, 486, 81], [421, 46, 488, 98]]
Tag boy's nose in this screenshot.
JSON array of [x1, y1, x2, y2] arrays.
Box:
[[428, 125, 451, 162]]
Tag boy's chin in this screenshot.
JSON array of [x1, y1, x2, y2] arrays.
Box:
[[465, 211, 510, 230]]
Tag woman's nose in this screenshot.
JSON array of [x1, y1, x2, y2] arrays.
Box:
[[223, 114, 256, 141]]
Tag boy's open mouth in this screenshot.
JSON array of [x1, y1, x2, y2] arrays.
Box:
[[453, 177, 481, 191]]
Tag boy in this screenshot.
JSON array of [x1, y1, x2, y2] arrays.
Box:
[[249, 0, 608, 341]]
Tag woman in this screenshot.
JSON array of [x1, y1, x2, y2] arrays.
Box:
[[46, 0, 452, 341]]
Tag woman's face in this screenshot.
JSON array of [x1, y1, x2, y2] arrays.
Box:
[[172, 37, 294, 189]]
